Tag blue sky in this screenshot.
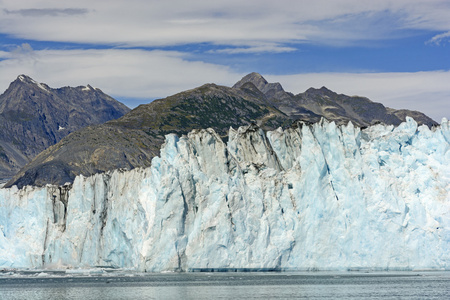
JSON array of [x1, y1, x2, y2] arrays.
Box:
[[1, 0, 449, 121]]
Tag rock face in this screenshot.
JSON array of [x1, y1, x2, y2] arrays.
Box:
[[0, 75, 130, 181], [1, 117, 448, 271], [5, 73, 437, 188]]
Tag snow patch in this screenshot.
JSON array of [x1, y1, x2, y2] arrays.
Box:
[[36, 83, 50, 93], [18, 75, 50, 93]]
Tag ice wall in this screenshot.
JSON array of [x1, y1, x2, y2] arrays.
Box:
[[0, 117, 449, 271]]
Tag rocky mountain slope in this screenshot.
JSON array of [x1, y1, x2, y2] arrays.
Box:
[[0, 75, 130, 180], [5, 73, 437, 188]]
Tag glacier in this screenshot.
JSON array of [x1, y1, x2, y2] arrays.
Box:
[[0, 117, 449, 271]]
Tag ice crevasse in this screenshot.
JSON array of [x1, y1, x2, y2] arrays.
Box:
[[0, 117, 449, 271]]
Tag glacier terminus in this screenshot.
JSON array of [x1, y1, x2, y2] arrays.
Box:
[[0, 117, 449, 271]]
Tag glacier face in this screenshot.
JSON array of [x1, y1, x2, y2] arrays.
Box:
[[0, 117, 449, 271]]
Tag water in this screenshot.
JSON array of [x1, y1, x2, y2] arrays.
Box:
[[0, 271, 448, 299]]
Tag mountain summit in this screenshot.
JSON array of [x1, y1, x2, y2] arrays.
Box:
[[233, 72, 273, 92], [0, 75, 130, 181], [5, 73, 437, 188], [233, 72, 292, 101]]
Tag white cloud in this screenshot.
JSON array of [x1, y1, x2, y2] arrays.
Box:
[[4, 8, 88, 17], [11, 43, 35, 57], [210, 44, 297, 54], [427, 31, 450, 45], [1, 0, 450, 47]]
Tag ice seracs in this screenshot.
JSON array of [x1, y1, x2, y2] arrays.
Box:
[[0, 117, 449, 271]]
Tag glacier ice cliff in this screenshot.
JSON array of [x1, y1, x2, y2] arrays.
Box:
[[0, 117, 449, 271]]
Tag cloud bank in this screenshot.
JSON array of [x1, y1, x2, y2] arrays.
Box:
[[0, 1, 449, 122], [1, 45, 448, 122], [0, 46, 241, 100], [1, 0, 450, 48]]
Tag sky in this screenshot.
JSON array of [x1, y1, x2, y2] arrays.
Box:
[[0, 0, 449, 122]]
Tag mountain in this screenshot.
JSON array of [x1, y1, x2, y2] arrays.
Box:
[[234, 72, 436, 127], [0, 75, 130, 181], [1, 118, 448, 270], [5, 73, 437, 188], [5, 82, 292, 188]]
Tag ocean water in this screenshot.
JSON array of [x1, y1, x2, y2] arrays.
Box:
[[0, 271, 448, 299]]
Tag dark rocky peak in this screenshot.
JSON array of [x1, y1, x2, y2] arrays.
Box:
[[3, 75, 51, 94], [0, 75, 53, 113], [233, 72, 291, 102], [12, 74, 51, 91], [233, 72, 268, 90], [233, 72, 285, 94], [303, 86, 336, 96]]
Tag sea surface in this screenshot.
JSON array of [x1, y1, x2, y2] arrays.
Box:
[[0, 270, 448, 299]]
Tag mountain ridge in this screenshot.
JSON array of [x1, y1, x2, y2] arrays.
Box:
[[233, 73, 436, 127], [4, 72, 437, 188]]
